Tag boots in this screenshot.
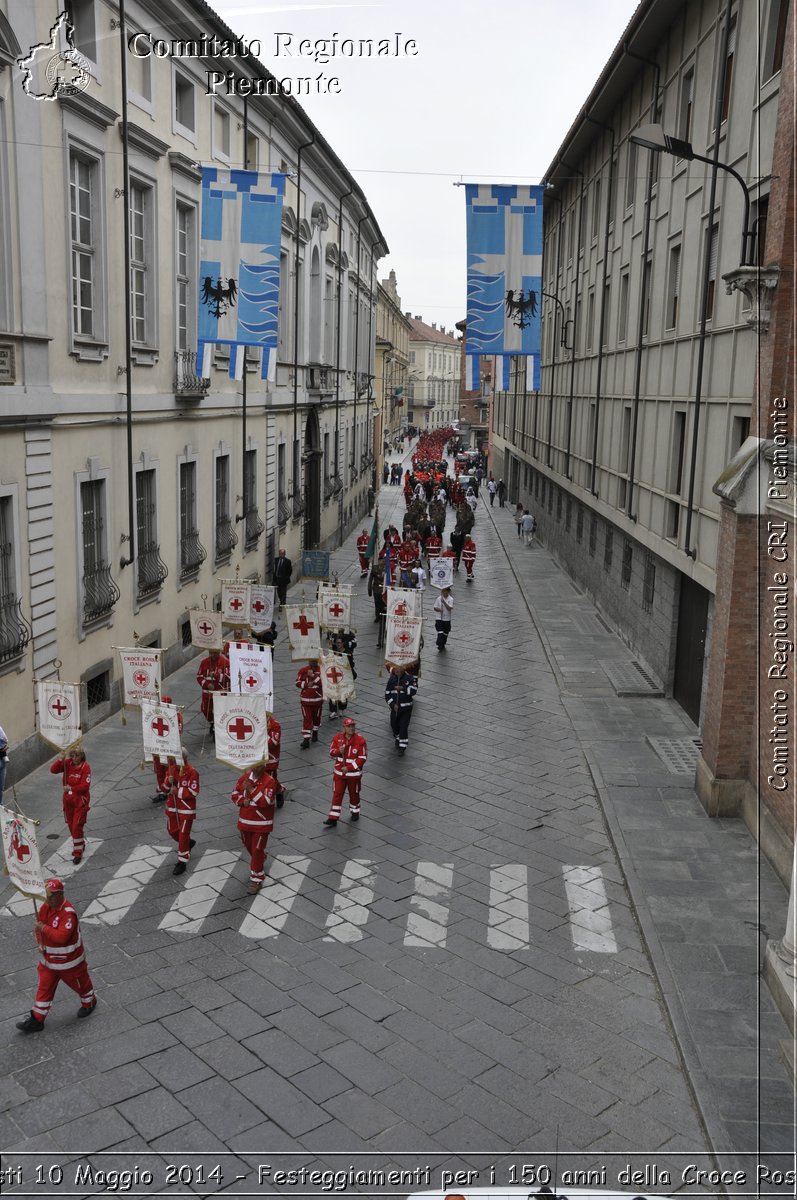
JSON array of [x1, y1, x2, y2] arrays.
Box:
[[16, 1014, 45, 1034]]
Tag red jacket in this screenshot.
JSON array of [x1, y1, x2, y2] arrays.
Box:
[[166, 763, 200, 816], [232, 769, 277, 831], [36, 898, 87, 971], [50, 758, 91, 803], [267, 716, 281, 770], [462, 537, 476, 565], [296, 665, 323, 702], [197, 654, 230, 720], [330, 732, 368, 778], [426, 534, 442, 557], [356, 532, 370, 556]]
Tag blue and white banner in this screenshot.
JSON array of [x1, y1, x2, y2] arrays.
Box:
[[197, 168, 286, 381], [464, 183, 544, 392]]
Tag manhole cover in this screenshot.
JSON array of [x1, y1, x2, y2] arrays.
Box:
[[647, 735, 702, 774]]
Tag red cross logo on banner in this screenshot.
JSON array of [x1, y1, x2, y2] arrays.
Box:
[[292, 615, 315, 637], [198, 620, 214, 636], [229, 597, 243, 611], [395, 602, 408, 616], [133, 671, 149, 688], [151, 717, 170, 738], [397, 632, 412, 646], [48, 696, 70, 719], [245, 674, 259, 690], [326, 666, 343, 684], [252, 600, 266, 614], [227, 717, 254, 741], [328, 602, 344, 618], [10, 824, 31, 863]]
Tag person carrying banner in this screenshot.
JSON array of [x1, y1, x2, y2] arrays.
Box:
[[296, 660, 323, 748], [356, 528, 371, 577], [16, 879, 96, 1033], [166, 751, 199, 875], [267, 713, 287, 808], [50, 747, 91, 864], [385, 667, 418, 755], [324, 717, 368, 826], [462, 534, 477, 581], [196, 648, 230, 740], [150, 696, 183, 804], [433, 587, 454, 651], [231, 760, 277, 893]]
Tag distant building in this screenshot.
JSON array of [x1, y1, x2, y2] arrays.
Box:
[[407, 316, 461, 432], [455, 319, 492, 453], [375, 270, 412, 461]]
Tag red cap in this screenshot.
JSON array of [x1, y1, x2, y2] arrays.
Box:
[[343, 717, 355, 727], [44, 878, 64, 892]]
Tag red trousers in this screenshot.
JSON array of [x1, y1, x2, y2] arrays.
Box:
[[239, 828, 270, 884], [328, 774, 361, 821], [167, 810, 195, 862], [464, 559, 474, 577], [358, 552, 369, 572], [300, 700, 322, 738], [63, 796, 89, 859], [32, 959, 95, 1021]]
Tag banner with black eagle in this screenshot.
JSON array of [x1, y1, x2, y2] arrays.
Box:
[[465, 184, 544, 393]]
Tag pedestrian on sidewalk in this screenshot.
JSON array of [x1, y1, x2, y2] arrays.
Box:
[[272, 548, 293, 608], [487, 478, 497, 506], [497, 479, 506, 507], [433, 587, 454, 651], [196, 648, 230, 741], [166, 750, 199, 876], [16, 879, 97, 1033], [367, 485, 375, 515], [521, 510, 537, 546], [296, 659, 323, 748], [231, 760, 277, 893], [514, 501, 524, 537], [50, 746, 91, 864], [385, 667, 418, 755], [324, 717, 368, 826]]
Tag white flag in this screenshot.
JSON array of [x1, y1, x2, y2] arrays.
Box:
[[118, 648, 162, 707], [141, 701, 182, 764], [213, 693, 268, 769], [386, 587, 423, 620], [429, 556, 455, 590], [221, 580, 251, 625], [384, 615, 423, 670], [1, 809, 45, 901], [319, 650, 356, 703], [249, 585, 275, 633], [36, 681, 82, 751], [228, 642, 274, 709], [190, 608, 224, 651], [285, 604, 322, 661], [318, 585, 353, 631]]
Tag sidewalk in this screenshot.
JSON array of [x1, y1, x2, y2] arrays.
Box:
[[481, 492, 794, 1165]]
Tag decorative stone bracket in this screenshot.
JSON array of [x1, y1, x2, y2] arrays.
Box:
[[723, 264, 780, 332]]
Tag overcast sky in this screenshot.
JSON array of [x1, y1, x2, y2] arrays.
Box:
[[211, 0, 641, 328]]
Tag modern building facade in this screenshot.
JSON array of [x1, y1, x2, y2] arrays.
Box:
[[0, 0, 387, 776], [488, 0, 794, 880], [407, 316, 461, 433]]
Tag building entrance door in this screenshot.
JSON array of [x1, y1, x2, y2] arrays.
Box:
[[302, 410, 321, 549], [673, 574, 710, 725]]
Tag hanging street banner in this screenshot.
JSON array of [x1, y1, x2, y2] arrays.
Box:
[[386, 587, 423, 620], [249, 584, 275, 633], [141, 700, 182, 764], [429, 556, 455, 590], [197, 168, 286, 382], [190, 608, 224, 651], [221, 580, 251, 625], [318, 584, 353, 632], [228, 641, 274, 710], [36, 680, 82, 751], [384, 615, 422, 671], [465, 183, 544, 392], [118, 648, 162, 708], [1, 809, 45, 901], [213, 693, 268, 769], [285, 604, 322, 661], [319, 650, 356, 704]]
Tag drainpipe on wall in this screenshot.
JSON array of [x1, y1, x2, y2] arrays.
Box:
[[117, 0, 135, 571], [335, 187, 354, 545], [293, 132, 316, 551]]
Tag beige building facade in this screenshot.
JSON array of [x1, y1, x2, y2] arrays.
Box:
[[407, 317, 461, 434]]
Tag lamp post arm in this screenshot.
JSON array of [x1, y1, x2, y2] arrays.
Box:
[[689, 150, 752, 265]]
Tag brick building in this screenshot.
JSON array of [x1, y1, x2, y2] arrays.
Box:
[[455, 318, 492, 454]]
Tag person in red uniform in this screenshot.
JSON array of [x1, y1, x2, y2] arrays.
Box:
[[425, 530, 442, 562], [166, 750, 199, 875], [16, 879, 96, 1033], [196, 649, 229, 739], [462, 534, 477, 582], [150, 696, 183, 804], [296, 660, 323, 749], [324, 717, 368, 827], [232, 760, 277, 892], [50, 746, 91, 864], [267, 713, 287, 809], [356, 528, 371, 577]]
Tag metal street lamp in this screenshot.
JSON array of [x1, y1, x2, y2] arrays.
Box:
[[629, 123, 754, 266]]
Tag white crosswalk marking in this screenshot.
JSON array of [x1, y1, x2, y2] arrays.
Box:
[[323, 859, 376, 943], [238, 855, 312, 939], [158, 849, 239, 933], [562, 864, 618, 952], [2, 837, 103, 917], [83, 844, 171, 925], [405, 862, 454, 946], [487, 863, 530, 949]]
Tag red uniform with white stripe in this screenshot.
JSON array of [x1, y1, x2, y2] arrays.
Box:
[[356, 531, 370, 574], [30, 897, 95, 1022], [296, 664, 323, 739], [462, 535, 476, 578], [425, 533, 442, 560], [166, 762, 199, 863], [327, 731, 368, 821], [50, 757, 91, 860], [232, 767, 277, 884], [196, 653, 230, 723]]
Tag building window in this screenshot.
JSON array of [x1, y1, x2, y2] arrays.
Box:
[[591, 178, 601, 241], [642, 257, 652, 336], [604, 526, 613, 572], [625, 140, 637, 210], [607, 156, 618, 228], [69, 151, 101, 341], [179, 460, 206, 579], [215, 455, 237, 563], [127, 31, 152, 103], [85, 669, 110, 709], [705, 223, 719, 319], [81, 480, 119, 624], [129, 180, 154, 347], [174, 70, 195, 135], [589, 513, 598, 556], [642, 551, 656, 612], [65, 0, 97, 62], [214, 104, 231, 159], [618, 270, 630, 342], [244, 449, 264, 549], [277, 443, 289, 525], [666, 245, 681, 329], [586, 289, 595, 350], [602, 280, 611, 346], [720, 18, 737, 124], [245, 131, 259, 169], [175, 202, 195, 352], [0, 495, 30, 664], [679, 69, 694, 143], [752, 196, 769, 265], [763, 0, 789, 78], [621, 539, 633, 589], [731, 414, 751, 454], [136, 468, 167, 598], [669, 411, 687, 494], [576, 505, 584, 543], [618, 405, 632, 509], [665, 499, 680, 540]]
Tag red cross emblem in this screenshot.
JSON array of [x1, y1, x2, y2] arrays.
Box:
[[198, 620, 214, 636], [395, 602, 408, 615], [245, 674, 259, 690], [328, 602, 344, 618], [10, 824, 31, 863], [292, 614, 315, 637], [397, 632, 412, 646], [133, 671, 149, 688], [151, 717, 170, 738], [48, 695, 70, 719], [229, 597, 244, 612], [227, 717, 254, 741], [326, 666, 343, 684], [252, 600, 266, 614]]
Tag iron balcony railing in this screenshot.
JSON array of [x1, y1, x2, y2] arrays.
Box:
[[83, 560, 121, 624], [215, 518, 238, 561], [244, 506, 265, 548], [291, 492, 305, 519], [179, 528, 207, 579], [332, 474, 343, 497], [174, 349, 210, 397], [323, 476, 335, 501], [0, 593, 32, 664], [137, 542, 169, 598], [277, 493, 291, 526]]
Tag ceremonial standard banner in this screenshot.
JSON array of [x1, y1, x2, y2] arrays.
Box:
[[141, 701, 182, 764], [221, 580, 251, 625], [384, 615, 422, 670], [249, 584, 275, 633], [213, 693, 268, 769], [190, 608, 224, 651], [319, 650, 356, 704], [429, 556, 455, 590], [285, 604, 322, 661], [197, 168, 286, 381], [1, 809, 45, 901], [118, 648, 162, 707], [228, 641, 274, 709], [386, 587, 423, 620], [465, 183, 544, 391], [318, 585, 353, 632], [36, 680, 82, 751]]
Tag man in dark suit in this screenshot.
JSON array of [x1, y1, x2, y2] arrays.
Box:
[[272, 549, 292, 607]]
